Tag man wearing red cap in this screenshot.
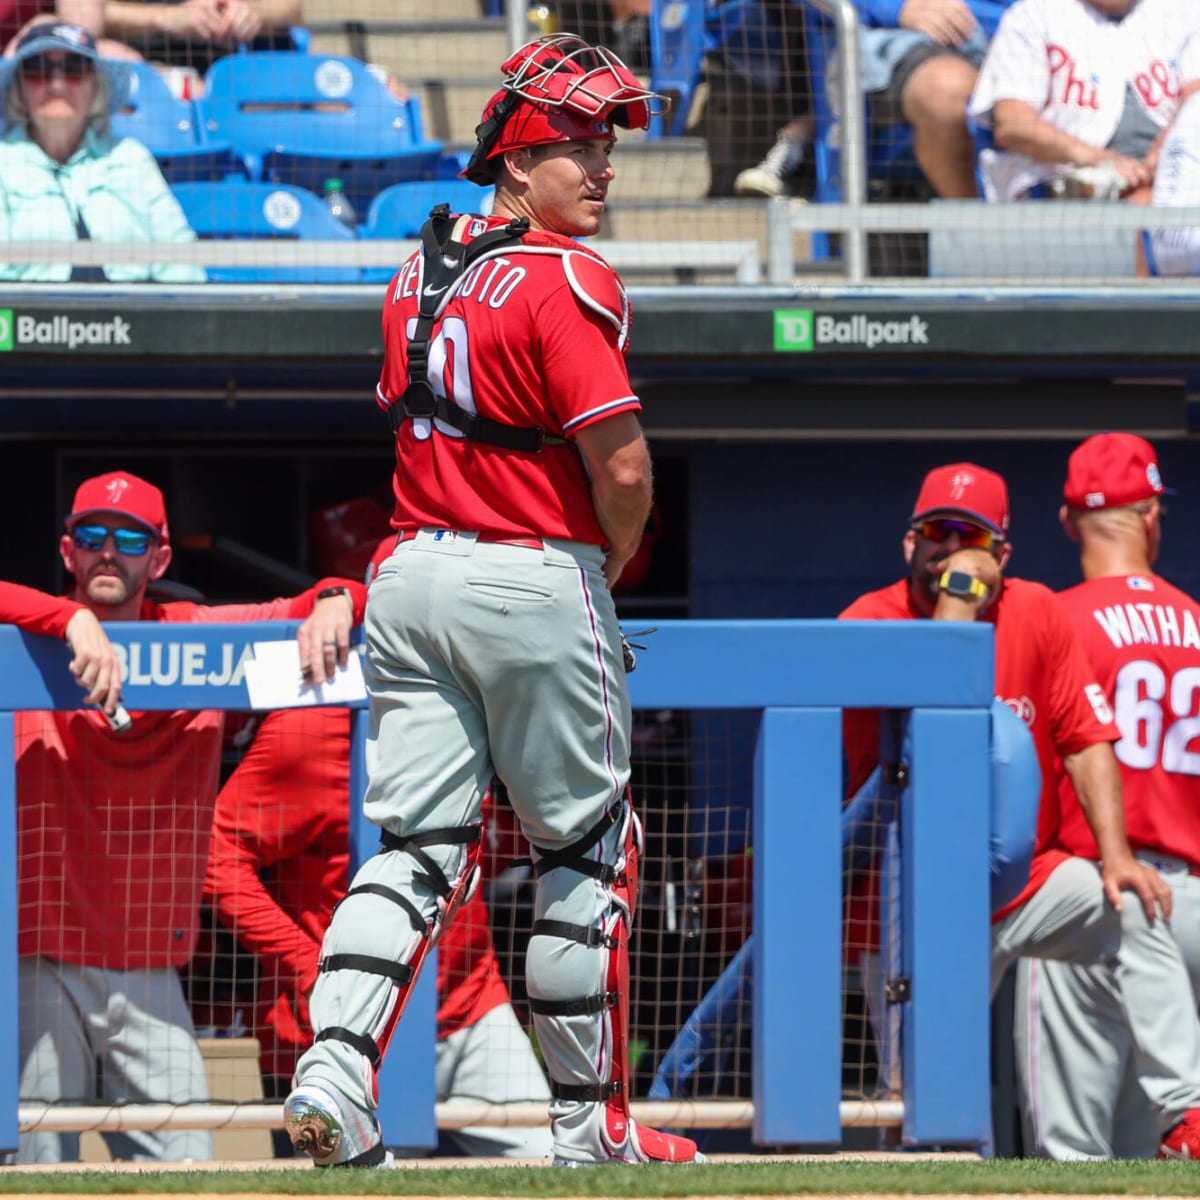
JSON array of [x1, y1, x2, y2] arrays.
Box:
[[14, 469, 366, 1163], [840, 461, 1200, 1159], [1014, 433, 1200, 1159], [284, 35, 703, 1169]]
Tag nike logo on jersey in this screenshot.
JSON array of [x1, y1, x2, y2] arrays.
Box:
[[423, 283, 448, 297]]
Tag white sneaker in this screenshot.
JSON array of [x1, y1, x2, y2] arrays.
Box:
[[735, 133, 807, 198], [283, 1083, 390, 1167]]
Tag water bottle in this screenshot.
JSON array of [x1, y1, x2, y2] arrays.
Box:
[[322, 178, 357, 230]]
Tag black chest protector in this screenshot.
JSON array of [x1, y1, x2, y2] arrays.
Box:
[[395, 203, 566, 454]]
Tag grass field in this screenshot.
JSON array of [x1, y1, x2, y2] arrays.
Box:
[[2, 1159, 1200, 1196]]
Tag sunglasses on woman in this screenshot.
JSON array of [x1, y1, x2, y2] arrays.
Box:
[[19, 54, 93, 82], [71, 525, 153, 555], [913, 518, 1001, 551]]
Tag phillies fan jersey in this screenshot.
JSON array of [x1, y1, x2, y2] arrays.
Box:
[[0, 581, 82, 637], [1054, 573, 1200, 869], [15, 580, 367, 971], [970, 0, 1200, 200], [376, 217, 640, 545], [204, 706, 513, 1076], [840, 576, 1116, 929]]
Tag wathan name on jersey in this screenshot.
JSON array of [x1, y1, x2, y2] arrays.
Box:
[[1092, 586, 1200, 651]]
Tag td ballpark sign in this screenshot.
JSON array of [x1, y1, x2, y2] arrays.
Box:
[[773, 309, 931, 352], [0, 308, 132, 352]]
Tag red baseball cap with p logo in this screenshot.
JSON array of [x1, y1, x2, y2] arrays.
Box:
[[1063, 432, 1169, 511], [67, 470, 170, 544], [911, 462, 1010, 537]]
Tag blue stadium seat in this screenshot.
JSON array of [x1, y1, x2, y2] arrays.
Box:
[[110, 60, 240, 183], [170, 178, 362, 283], [198, 52, 444, 213], [649, 0, 784, 137], [359, 180, 494, 284]]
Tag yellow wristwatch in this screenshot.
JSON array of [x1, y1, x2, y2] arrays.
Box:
[[939, 570, 988, 600]]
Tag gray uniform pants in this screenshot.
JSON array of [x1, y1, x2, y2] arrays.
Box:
[[296, 532, 633, 1162], [17, 957, 213, 1163], [1014, 853, 1200, 1158]]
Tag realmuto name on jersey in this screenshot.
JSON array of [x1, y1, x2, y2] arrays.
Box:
[[392, 253, 529, 310], [1093, 602, 1200, 651]]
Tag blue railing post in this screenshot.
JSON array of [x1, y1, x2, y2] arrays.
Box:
[[0, 712, 17, 1155], [753, 707, 842, 1144], [902, 707, 992, 1146]]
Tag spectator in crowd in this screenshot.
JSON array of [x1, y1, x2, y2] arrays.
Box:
[[839, 461, 1200, 1158], [969, 0, 1200, 202], [203, 710, 554, 1159], [282, 34, 703, 1170], [854, 0, 1014, 198], [1013, 433, 1200, 1159], [0, 579, 122, 716], [15, 468, 366, 1164], [1, 0, 101, 51], [1143, 90, 1200, 275], [0, 21, 204, 283], [102, 0, 300, 83]]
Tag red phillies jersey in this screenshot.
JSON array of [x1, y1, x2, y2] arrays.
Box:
[[0, 581, 82, 638], [1055, 573, 1200, 868], [16, 580, 367, 971], [203, 708, 512, 1074], [840, 576, 1117, 933], [376, 219, 640, 545]]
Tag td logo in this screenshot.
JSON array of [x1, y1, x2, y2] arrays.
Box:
[[774, 309, 813, 352], [0, 309, 12, 352]]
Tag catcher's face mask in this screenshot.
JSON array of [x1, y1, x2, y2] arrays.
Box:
[[462, 34, 668, 185]]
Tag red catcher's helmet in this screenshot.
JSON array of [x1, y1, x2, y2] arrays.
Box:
[[462, 33, 668, 185]]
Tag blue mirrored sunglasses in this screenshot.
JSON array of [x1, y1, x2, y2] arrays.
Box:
[[71, 524, 152, 555]]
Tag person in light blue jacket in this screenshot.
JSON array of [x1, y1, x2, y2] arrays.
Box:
[[0, 19, 204, 282]]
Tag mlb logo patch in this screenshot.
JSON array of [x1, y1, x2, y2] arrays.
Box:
[[432, 529, 459, 543], [1126, 576, 1155, 591]]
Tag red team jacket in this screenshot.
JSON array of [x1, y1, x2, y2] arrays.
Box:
[[204, 707, 513, 1078], [377, 219, 639, 540], [15, 581, 366, 972], [1054, 572, 1200, 871], [0, 581, 83, 637], [839, 576, 1117, 953]]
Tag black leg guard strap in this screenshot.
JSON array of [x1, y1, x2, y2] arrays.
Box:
[[551, 1080, 623, 1102], [321, 953, 415, 986], [529, 991, 618, 1018], [315, 1026, 382, 1069], [341, 882, 426, 934], [326, 1141, 389, 1168], [531, 918, 619, 950], [379, 825, 481, 898], [530, 804, 621, 881]]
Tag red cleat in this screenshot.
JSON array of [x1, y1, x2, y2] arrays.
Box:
[[1160, 1109, 1200, 1159]]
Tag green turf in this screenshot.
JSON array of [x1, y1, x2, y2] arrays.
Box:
[[3, 1160, 1200, 1195]]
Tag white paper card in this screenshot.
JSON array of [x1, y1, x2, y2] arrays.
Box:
[[244, 641, 368, 709]]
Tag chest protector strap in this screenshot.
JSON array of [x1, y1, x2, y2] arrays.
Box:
[[396, 204, 566, 453]]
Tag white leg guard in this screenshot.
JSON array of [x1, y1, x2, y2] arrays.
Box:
[[526, 795, 703, 1166], [287, 823, 482, 1166]]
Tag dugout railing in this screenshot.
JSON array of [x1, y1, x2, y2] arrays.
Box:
[[0, 619, 995, 1154]]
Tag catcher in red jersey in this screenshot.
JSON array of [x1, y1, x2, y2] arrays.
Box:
[[1015, 433, 1200, 1160], [840, 461, 1200, 1160], [15, 469, 366, 1164], [284, 35, 703, 1169]]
